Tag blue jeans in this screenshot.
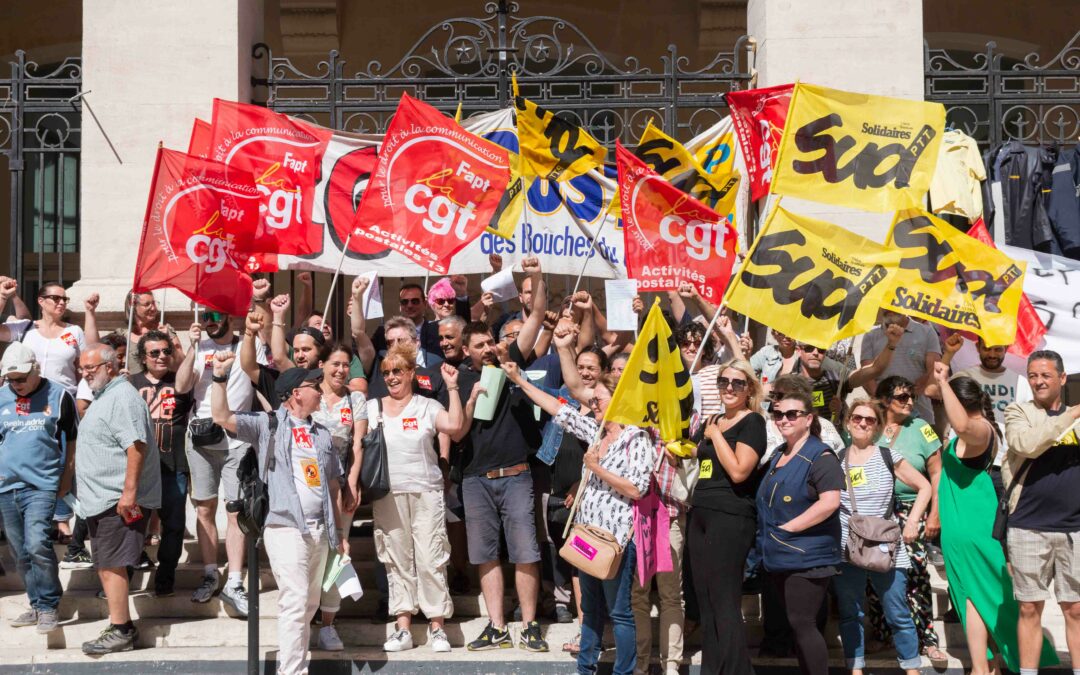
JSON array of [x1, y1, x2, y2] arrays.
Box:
[[0, 488, 63, 611], [578, 540, 637, 675], [154, 467, 189, 591], [834, 563, 921, 670]]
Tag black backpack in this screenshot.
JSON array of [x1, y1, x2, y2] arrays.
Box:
[[232, 413, 279, 537]]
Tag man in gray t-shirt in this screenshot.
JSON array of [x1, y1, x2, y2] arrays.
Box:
[[857, 311, 942, 423]]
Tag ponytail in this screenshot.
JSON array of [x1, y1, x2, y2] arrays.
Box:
[[980, 392, 1002, 441]]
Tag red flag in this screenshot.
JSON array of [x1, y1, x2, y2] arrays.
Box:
[[725, 83, 793, 201], [350, 94, 510, 274], [132, 148, 259, 317], [967, 218, 1047, 355], [188, 118, 212, 159], [209, 99, 332, 263], [617, 142, 738, 304]]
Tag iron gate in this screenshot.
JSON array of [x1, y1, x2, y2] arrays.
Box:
[[924, 30, 1080, 148], [0, 50, 82, 298]]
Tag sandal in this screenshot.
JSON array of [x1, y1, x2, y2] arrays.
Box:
[[562, 632, 580, 655], [924, 646, 949, 663]]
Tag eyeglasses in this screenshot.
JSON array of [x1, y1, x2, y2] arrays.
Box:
[[399, 297, 423, 306], [147, 348, 174, 359], [770, 409, 810, 422], [889, 392, 913, 404], [41, 294, 70, 304], [717, 376, 748, 392], [297, 383, 321, 392], [798, 344, 826, 354], [5, 375, 28, 384], [79, 362, 107, 375], [432, 298, 455, 306], [849, 413, 878, 426], [381, 367, 407, 378]]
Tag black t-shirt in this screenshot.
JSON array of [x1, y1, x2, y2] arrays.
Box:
[[806, 451, 846, 500], [1010, 408, 1080, 532], [692, 412, 767, 515], [129, 372, 193, 473], [456, 341, 542, 476]]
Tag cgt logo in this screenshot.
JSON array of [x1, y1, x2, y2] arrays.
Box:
[[656, 196, 729, 262], [255, 160, 304, 231], [185, 211, 240, 274], [403, 162, 484, 240]]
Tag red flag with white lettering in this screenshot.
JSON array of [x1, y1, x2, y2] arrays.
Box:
[[617, 142, 738, 304], [725, 83, 793, 201], [967, 218, 1047, 356], [188, 118, 212, 159], [209, 99, 332, 267], [132, 148, 259, 316], [350, 94, 510, 274]]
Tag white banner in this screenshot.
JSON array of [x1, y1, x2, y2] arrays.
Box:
[[281, 109, 749, 278]]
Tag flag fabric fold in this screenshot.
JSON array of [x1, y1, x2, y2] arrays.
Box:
[[725, 83, 793, 201]]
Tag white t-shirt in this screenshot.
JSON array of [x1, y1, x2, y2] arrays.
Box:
[[370, 396, 444, 493], [312, 391, 368, 459], [9, 320, 86, 395], [191, 336, 253, 450], [287, 417, 325, 520], [955, 365, 1020, 466]]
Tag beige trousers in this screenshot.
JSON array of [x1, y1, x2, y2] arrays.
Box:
[[264, 522, 330, 675], [373, 490, 454, 619]]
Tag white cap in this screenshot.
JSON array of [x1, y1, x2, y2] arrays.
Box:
[[1, 343, 36, 377]]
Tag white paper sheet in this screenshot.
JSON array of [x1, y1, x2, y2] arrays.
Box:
[[481, 268, 518, 303], [604, 279, 639, 331], [359, 271, 383, 320]]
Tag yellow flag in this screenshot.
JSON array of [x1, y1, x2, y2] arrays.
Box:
[[453, 101, 463, 124], [724, 205, 902, 347], [605, 299, 694, 442], [771, 83, 945, 212], [514, 91, 607, 181], [885, 209, 1026, 345]]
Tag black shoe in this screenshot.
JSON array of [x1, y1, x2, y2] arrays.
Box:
[[133, 551, 155, 571], [153, 584, 174, 598], [60, 551, 94, 569], [758, 643, 792, 659], [554, 605, 574, 624], [943, 606, 960, 623], [518, 620, 549, 652], [466, 622, 512, 651]]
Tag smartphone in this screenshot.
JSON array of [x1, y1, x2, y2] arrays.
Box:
[[122, 505, 143, 525]]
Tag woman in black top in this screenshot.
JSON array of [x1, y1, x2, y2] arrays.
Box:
[[687, 359, 767, 675]]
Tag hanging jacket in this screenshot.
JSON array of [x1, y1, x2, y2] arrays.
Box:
[[982, 141, 1055, 252], [1046, 143, 1080, 260]]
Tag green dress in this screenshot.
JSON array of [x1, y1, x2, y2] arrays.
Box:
[[938, 436, 1059, 670]]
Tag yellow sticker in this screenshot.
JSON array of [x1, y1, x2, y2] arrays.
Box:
[[812, 390, 825, 408], [782, 495, 792, 503], [920, 425, 939, 443], [1061, 429, 1079, 447], [699, 459, 713, 479], [848, 467, 867, 487], [301, 459, 322, 488]]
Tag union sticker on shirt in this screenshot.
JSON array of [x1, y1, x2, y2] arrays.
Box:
[[699, 459, 713, 479], [920, 425, 938, 443], [15, 398, 30, 416], [292, 427, 314, 449], [416, 375, 432, 391], [848, 467, 867, 487], [340, 406, 352, 425], [300, 458, 321, 487], [402, 418, 419, 432], [60, 332, 78, 348]]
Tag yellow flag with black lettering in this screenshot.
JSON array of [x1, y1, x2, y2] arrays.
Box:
[[724, 205, 902, 347], [884, 208, 1026, 345], [514, 81, 607, 181], [771, 83, 945, 212], [605, 299, 694, 442]]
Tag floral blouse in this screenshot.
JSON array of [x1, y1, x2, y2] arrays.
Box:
[[554, 405, 656, 546]]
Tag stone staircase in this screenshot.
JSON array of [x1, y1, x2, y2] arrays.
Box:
[[0, 508, 1073, 673]]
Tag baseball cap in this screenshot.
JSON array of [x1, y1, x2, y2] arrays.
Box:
[[274, 367, 323, 401], [1, 343, 36, 377]]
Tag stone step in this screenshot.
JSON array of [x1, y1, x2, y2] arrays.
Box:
[[46, 535, 378, 565]]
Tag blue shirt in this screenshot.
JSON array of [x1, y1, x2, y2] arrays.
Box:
[[0, 378, 78, 493]]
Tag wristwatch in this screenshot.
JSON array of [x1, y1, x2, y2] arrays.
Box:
[[212, 374, 229, 383]]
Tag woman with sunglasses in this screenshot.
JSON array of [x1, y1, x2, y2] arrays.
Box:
[[835, 400, 930, 675], [866, 375, 944, 661], [366, 343, 471, 654], [687, 360, 766, 675], [310, 342, 369, 651], [931, 364, 1058, 674], [756, 390, 844, 675]]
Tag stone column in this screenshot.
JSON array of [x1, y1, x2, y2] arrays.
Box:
[[73, 0, 263, 323], [747, 0, 925, 242]]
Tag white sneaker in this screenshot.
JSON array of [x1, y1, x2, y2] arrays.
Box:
[[428, 626, 451, 653], [383, 628, 414, 652], [317, 625, 344, 651]]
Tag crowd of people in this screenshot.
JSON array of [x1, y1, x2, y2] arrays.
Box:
[[0, 260, 1078, 675]]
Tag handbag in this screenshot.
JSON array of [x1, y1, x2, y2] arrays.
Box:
[[232, 413, 278, 537], [557, 435, 625, 580], [843, 448, 901, 573], [652, 447, 698, 507], [993, 455, 1031, 543], [189, 417, 225, 447], [359, 398, 391, 503]]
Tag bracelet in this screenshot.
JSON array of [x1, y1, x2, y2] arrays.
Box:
[[211, 374, 229, 383], [272, 322, 286, 328], [447, 386, 459, 391], [887, 345, 896, 351]]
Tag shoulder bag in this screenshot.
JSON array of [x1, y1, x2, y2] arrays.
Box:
[[232, 412, 278, 537], [842, 447, 901, 573], [359, 397, 391, 503], [992, 453, 1031, 543], [558, 431, 625, 580]]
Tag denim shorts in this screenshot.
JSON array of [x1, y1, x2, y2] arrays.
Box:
[[461, 472, 540, 565]]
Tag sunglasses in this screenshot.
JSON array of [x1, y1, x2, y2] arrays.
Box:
[[147, 348, 174, 359], [678, 338, 702, 348], [399, 297, 423, 306], [381, 367, 408, 378], [798, 344, 826, 354], [717, 376, 748, 392], [5, 375, 28, 384], [202, 311, 225, 323], [889, 392, 914, 404], [432, 298, 455, 306], [41, 294, 70, 304], [849, 413, 878, 426], [771, 409, 810, 422]]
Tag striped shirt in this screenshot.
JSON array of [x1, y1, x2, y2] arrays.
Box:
[[694, 364, 724, 417], [838, 447, 909, 569], [75, 376, 160, 518]]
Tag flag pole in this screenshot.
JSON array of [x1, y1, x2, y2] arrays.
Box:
[[160, 288, 166, 326], [689, 303, 725, 374], [320, 230, 355, 331], [124, 294, 135, 373]]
